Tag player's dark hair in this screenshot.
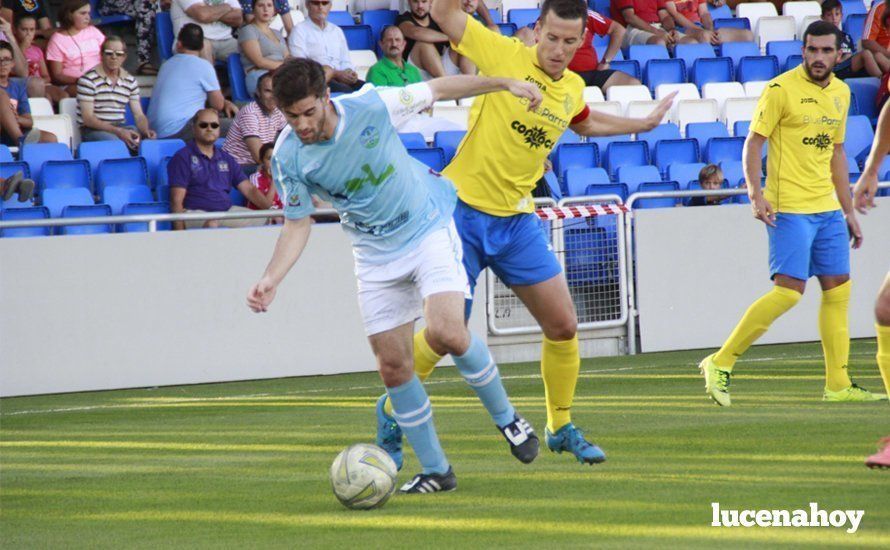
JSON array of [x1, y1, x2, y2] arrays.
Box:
[[539, 0, 587, 29], [178, 23, 205, 52], [820, 0, 841, 16], [273, 58, 327, 108], [803, 20, 843, 49]]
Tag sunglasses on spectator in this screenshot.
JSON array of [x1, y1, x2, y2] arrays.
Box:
[[103, 50, 126, 58], [197, 122, 221, 129]]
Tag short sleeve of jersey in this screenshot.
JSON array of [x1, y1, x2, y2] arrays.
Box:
[[834, 88, 850, 144], [750, 82, 785, 139], [376, 83, 434, 127], [612, 0, 634, 14], [587, 10, 612, 35], [452, 16, 525, 75], [272, 136, 315, 220]]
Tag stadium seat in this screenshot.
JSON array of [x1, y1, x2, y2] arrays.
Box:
[[841, 0, 868, 17], [583, 86, 605, 104], [845, 14, 867, 47], [588, 101, 622, 117], [407, 147, 446, 172], [360, 10, 398, 45], [155, 184, 170, 203], [675, 44, 715, 79], [584, 182, 628, 201], [782, 2, 821, 34], [644, 59, 685, 92], [844, 115, 875, 164], [78, 140, 130, 176], [541, 171, 561, 199], [629, 45, 670, 72], [95, 157, 150, 195], [350, 50, 378, 79], [121, 202, 172, 232], [0, 206, 50, 238], [156, 10, 174, 60], [737, 2, 779, 30], [140, 139, 186, 187], [796, 14, 820, 39], [616, 165, 662, 195], [433, 130, 466, 163], [714, 18, 751, 31], [734, 120, 751, 137], [676, 99, 719, 128], [564, 226, 611, 286], [589, 135, 633, 156], [636, 123, 681, 155], [432, 104, 469, 129], [691, 57, 733, 90], [503, 0, 541, 12], [610, 60, 641, 81], [398, 133, 427, 149], [0, 161, 30, 180], [720, 160, 745, 187], [654, 139, 700, 175], [737, 56, 779, 82], [497, 23, 518, 36], [42, 187, 94, 218], [60, 204, 112, 235], [230, 186, 246, 207], [102, 185, 154, 215], [554, 143, 600, 180], [341, 25, 375, 50], [57, 98, 81, 149], [636, 181, 680, 208], [606, 85, 651, 112], [705, 137, 745, 164], [594, 45, 624, 61], [707, 3, 732, 19], [655, 83, 699, 102], [744, 80, 768, 98], [22, 143, 73, 186], [718, 41, 760, 71], [28, 97, 54, 117], [123, 97, 151, 127], [605, 141, 649, 178], [723, 97, 759, 130], [39, 159, 91, 193], [626, 101, 669, 123], [507, 8, 540, 28], [565, 167, 609, 196], [687, 121, 730, 152], [328, 10, 355, 26], [89, 0, 132, 26], [0, 145, 12, 163], [668, 162, 707, 187], [31, 115, 74, 149], [846, 77, 880, 121], [766, 40, 802, 71], [755, 16, 796, 48], [702, 82, 746, 113], [784, 54, 803, 71], [227, 54, 250, 103]]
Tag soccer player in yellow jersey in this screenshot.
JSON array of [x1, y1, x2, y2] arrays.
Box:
[[853, 95, 890, 469], [373, 0, 675, 467], [699, 21, 887, 406]]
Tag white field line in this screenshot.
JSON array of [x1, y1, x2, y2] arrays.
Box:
[[0, 351, 874, 418]]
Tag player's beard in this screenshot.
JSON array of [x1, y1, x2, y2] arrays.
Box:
[[803, 59, 834, 83]]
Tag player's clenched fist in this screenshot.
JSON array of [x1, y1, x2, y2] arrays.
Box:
[[247, 278, 277, 313]]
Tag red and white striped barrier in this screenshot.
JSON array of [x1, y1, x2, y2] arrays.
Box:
[[535, 204, 628, 221]]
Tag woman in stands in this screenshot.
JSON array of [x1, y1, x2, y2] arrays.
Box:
[[98, 0, 160, 75], [45, 0, 105, 97], [240, 0, 295, 35], [239, 0, 290, 96]]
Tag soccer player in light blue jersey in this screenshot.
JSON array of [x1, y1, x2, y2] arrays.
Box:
[[247, 58, 543, 494]]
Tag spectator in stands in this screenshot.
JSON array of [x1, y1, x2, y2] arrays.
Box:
[[610, 0, 687, 47], [171, 0, 243, 63], [246, 141, 282, 216], [863, 0, 890, 75], [0, 14, 27, 78], [148, 23, 238, 139], [222, 71, 286, 170], [398, 0, 475, 78], [366, 25, 423, 87], [0, 170, 35, 203], [661, 0, 753, 44], [0, 0, 53, 40], [46, 0, 105, 97], [288, 0, 363, 93], [99, 0, 160, 75], [77, 35, 156, 150], [239, 0, 290, 96], [240, 0, 294, 35], [0, 41, 55, 145], [687, 164, 725, 206], [168, 108, 273, 230], [823, 0, 881, 78], [566, 10, 641, 90], [13, 15, 68, 103]]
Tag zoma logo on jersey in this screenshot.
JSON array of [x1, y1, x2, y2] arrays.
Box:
[[511, 121, 554, 150], [345, 164, 395, 193], [802, 133, 832, 151]]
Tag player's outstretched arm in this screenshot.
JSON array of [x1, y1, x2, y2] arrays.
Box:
[[428, 75, 543, 109], [247, 216, 312, 313], [431, 0, 469, 46], [855, 100, 890, 213], [570, 92, 676, 137]]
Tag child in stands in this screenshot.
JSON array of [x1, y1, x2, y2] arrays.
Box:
[[247, 142, 282, 222]]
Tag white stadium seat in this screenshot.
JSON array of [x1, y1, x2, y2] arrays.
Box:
[[782, 2, 821, 35], [744, 81, 768, 98], [501, 0, 539, 13], [756, 16, 797, 49], [655, 83, 700, 101], [349, 49, 377, 80], [583, 86, 605, 104], [702, 82, 746, 114], [57, 98, 81, 149], [28, 97, 54, 117], [433, 104, 469, 130], [737, 2, 779, 33], [606, 84, 651, 114], [723, 97, 759, 132], [797, 14, 820, 39], [31, 114, 74, 149], [587, 101, 622, 117], [626, 100, 670, 124], [676, 99, 719, 130]]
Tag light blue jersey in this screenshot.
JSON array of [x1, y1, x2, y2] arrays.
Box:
[[272, 84, 457, 264]]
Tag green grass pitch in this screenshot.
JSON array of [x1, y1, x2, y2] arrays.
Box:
[[2, 341, 888, 548]]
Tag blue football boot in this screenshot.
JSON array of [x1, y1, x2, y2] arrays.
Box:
[[375, 394, 403, 470], [545, 423, 606, 465]]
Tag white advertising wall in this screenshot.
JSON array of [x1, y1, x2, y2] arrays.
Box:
[[635, 199, 890, 353]]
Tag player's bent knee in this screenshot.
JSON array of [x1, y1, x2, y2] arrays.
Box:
[[425, 324, 470, 356], [378, 358, 414, 387], [876, 285, 890, 326], [543, 316, 578, 341]]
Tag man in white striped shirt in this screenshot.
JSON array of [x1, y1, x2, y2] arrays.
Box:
[[77, 35, 156, 151]]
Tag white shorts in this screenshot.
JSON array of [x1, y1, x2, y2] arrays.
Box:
[[355, 221, 469, 336]]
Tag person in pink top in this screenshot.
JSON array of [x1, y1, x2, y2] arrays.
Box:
[[13, 15, 69, 103], [45, 0, 105, 96]]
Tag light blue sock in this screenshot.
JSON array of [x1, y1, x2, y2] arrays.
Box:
[[452, 333, 516, 427], [387, 375, 450, 475]]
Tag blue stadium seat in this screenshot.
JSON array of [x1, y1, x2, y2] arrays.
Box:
[[361, 9, 398, 44], [645, 59, 685, 91], [841, 0, 868, 17], [123, 96, 151, 126], [733, 120, 751, 137], [140, 139, 186, 187], [95, 157, 149, 195], [228, 54, 250, 103], [42, 187, 94, 218], [408, 147, 446, 172], [60, 204, 112, 235], [89, 0, 132, 26], [0, 144, 12, 163], [691, 57, 733, 90], [588, 135, 630, 158], [507, 8, 540, 29], [231, 186, 246, 207], [0, 206, 50, 238], [675, 44, 715, 79], [542, 171, 561, 199], [705, 137, 745, 164], [737, 56, 779, 83], [845, 14, 867, 47], [636, 123, 681, 156], [22, 143, 73, 185], [844, 115, 875, 164], [121, 202, 172, 232], [564, 227, 610, 286], [78, 140, 130, 176], [590, 0, 611, 16], [606, 141, 649, 178], [720, 160, 745, 187], [629, 45, 670, 72], [399, 133, 427, 149], [39, 159, 91, 193], [0, 161, 30, 180], [584, 182, 628, 200], [554, 143, 599, 181], [156, 11, 174, 61], [707, 3, 732, 18], [102, 185, 154, 215], [610, 60, 641, 81], [155, 184, 170, 203], [714, 18, 751, 30], [497, 23, 518, 36], [654, 139, 700, 175], [433, 130, 466, 163], [616, 165, 661, 195], [341, 25, 375, 50], [686, 121, 729, 152], [565, 167, 609, 197], [784, 54, 802, 71], [668, 162, 707, 187], [328, 11, 355, 26], [766, 40, 802, 72], [593, 34, 611, 47], [636, 181, 680, 208], [718, 41, 759, 72], [846, 77, 880, 121]]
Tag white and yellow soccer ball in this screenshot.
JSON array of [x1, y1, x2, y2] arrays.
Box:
[[330, 443, 398, 510]]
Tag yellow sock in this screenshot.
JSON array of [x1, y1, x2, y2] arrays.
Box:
[[876, 323, 890, 396], [820, 281, 852, 392], [383, 328, 443, 416], [541, 335, 580, 433], [713, 285, 802, 370]]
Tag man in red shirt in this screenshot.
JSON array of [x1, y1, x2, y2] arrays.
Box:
[[661, 0, 753, 44], [611, 0, 691, 47], [569, 9, 641, 90]]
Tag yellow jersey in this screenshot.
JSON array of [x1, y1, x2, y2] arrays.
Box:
[[445, 16, 587, 216], [750, 65, 849, 214]]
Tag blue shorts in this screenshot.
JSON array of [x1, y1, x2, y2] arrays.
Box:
[[454, 200, 562, 310], [767, 210, 850, 281]]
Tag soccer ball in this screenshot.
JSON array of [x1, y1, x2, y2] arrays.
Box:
[[330, 443, 398, 510]]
